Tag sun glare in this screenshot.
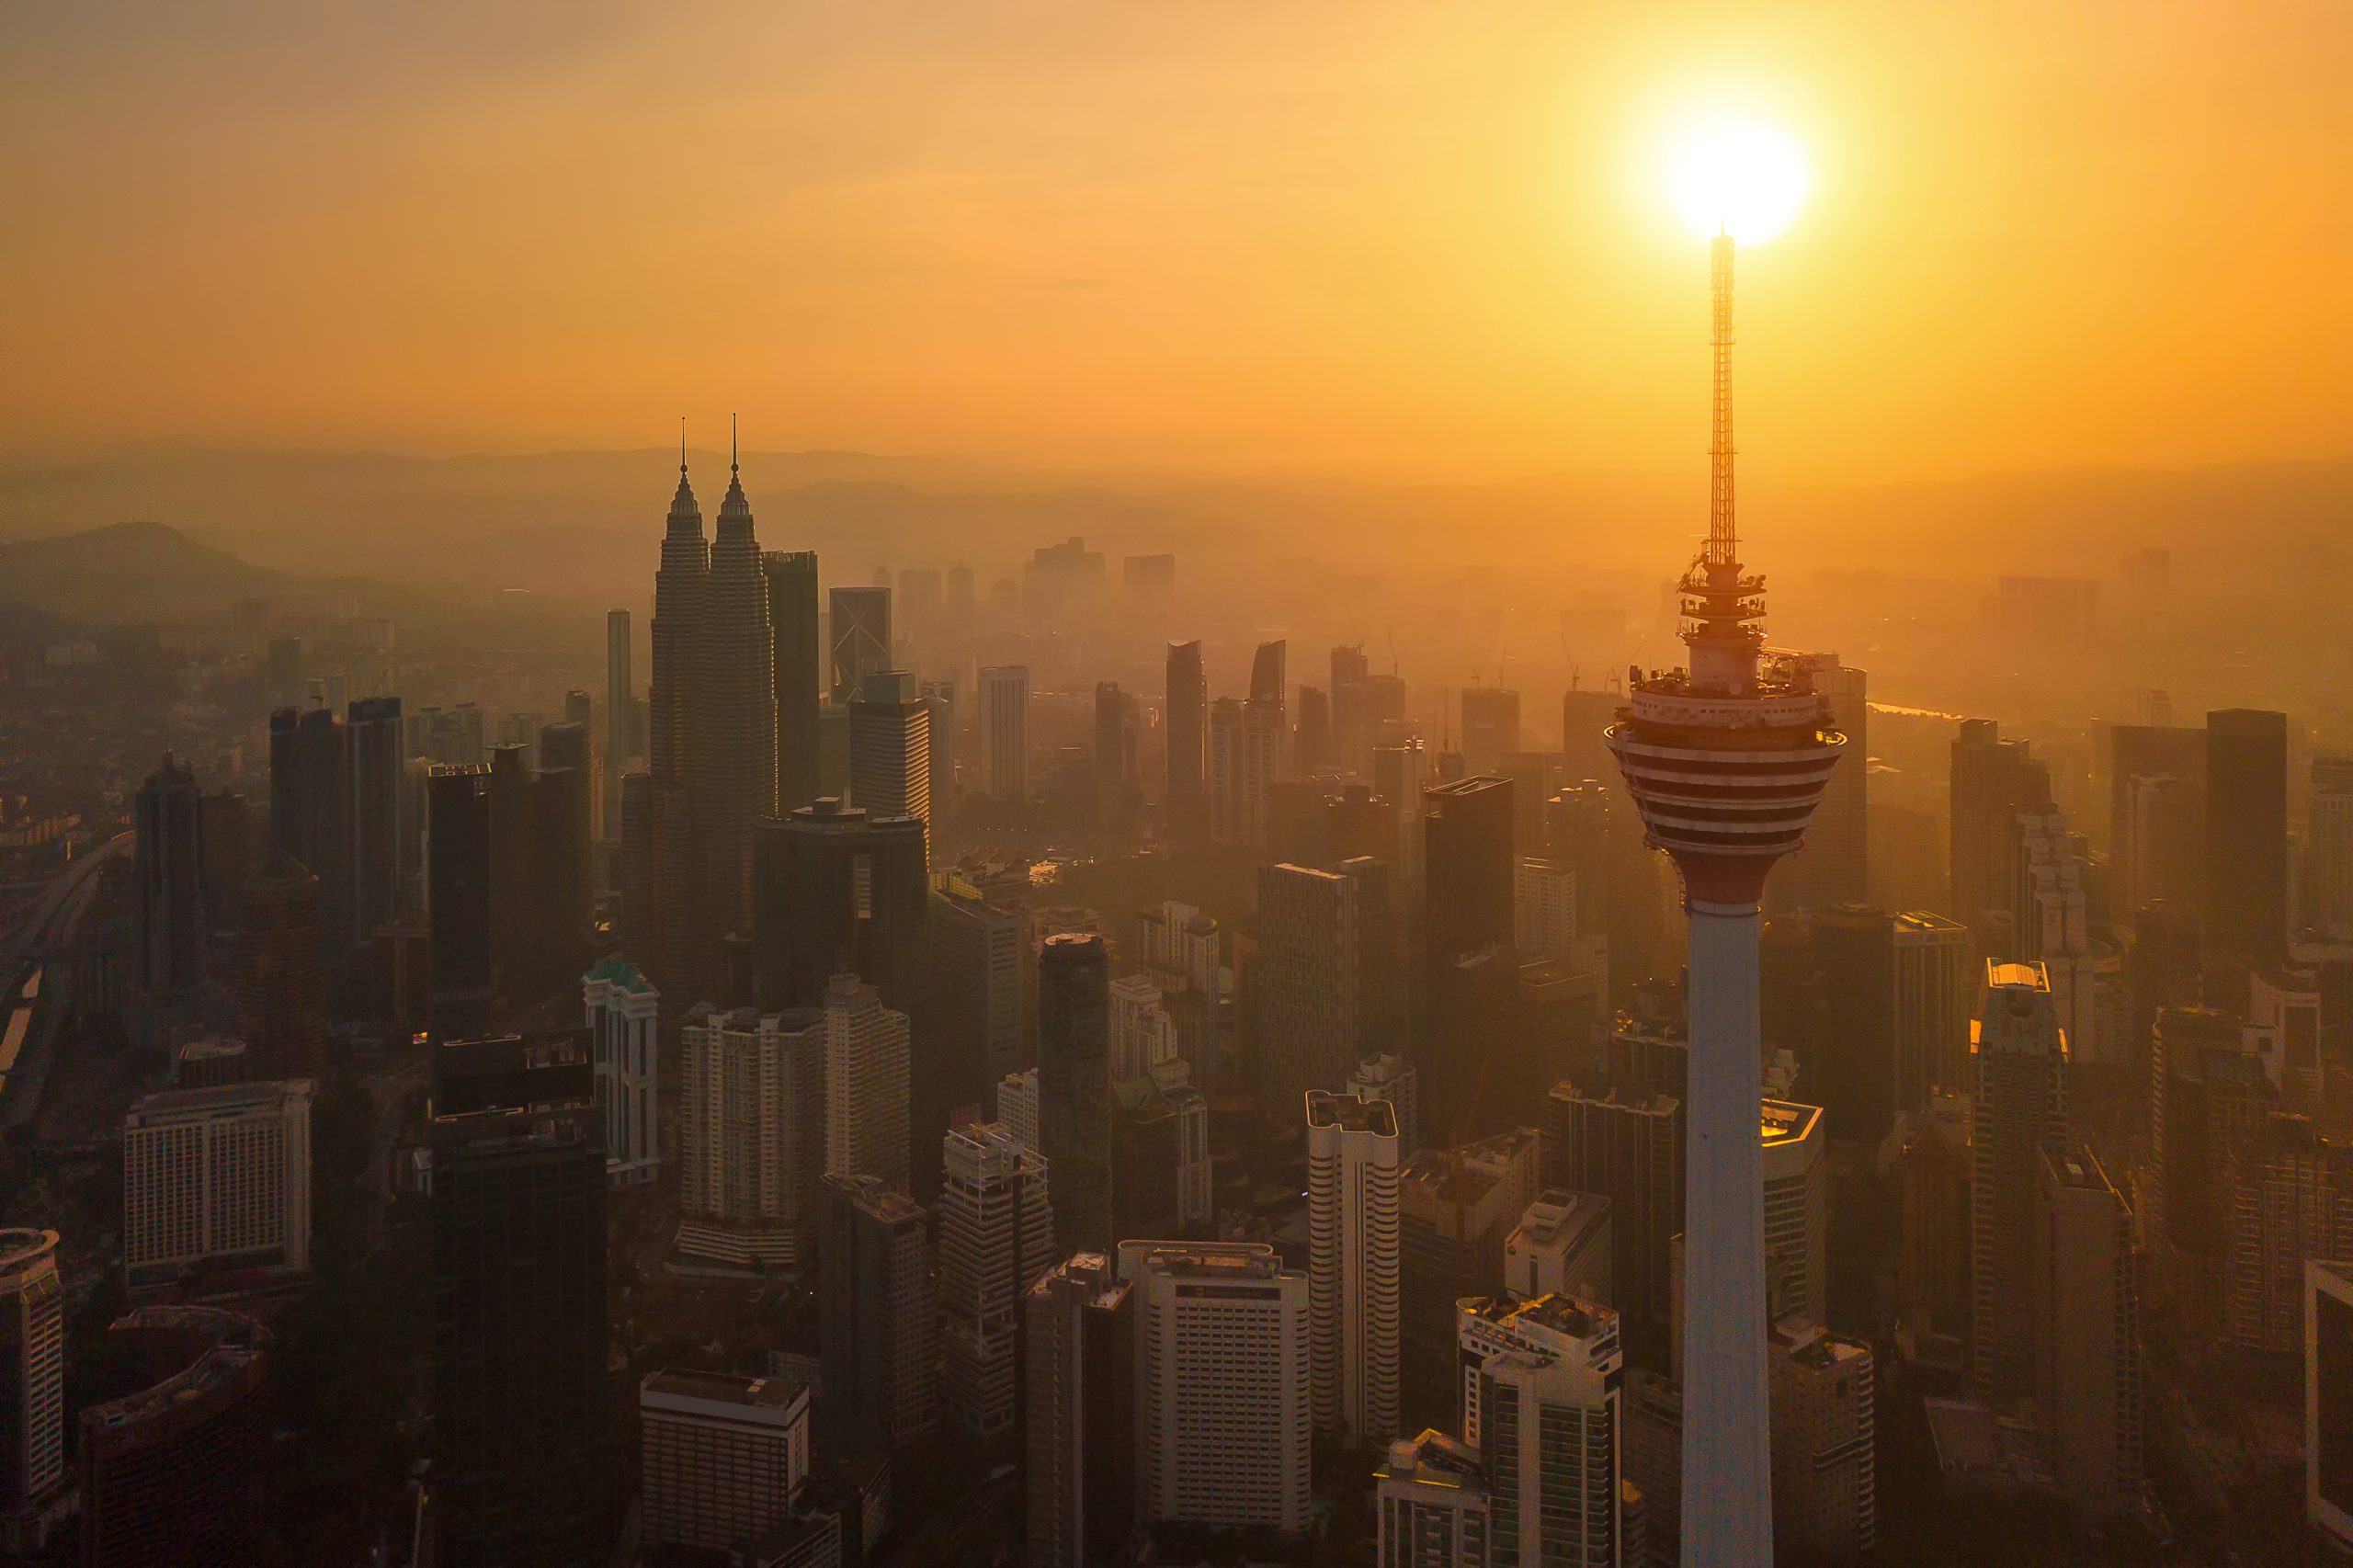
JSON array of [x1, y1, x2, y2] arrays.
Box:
[[1665, 120, 1810, 244]]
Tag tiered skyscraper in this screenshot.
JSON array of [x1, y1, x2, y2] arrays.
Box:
[[1604, 229, 1845, 1567]]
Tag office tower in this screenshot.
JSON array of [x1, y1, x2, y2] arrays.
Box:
[[2250, 967, 2325, 1104], [2310, 1260, 2353, 1548], [1208, 696, 1285, 848], [486, 743, 536, 986], [2014, 810, 2121, 1068], [2118, 771, 2205, 915], [132, 755, 207, 1001], [926, 877, 1027, 1114], [753, 799, 929, 1013], [1107, 973, 1175, 1080], [1602, 225, 1852, 1562], [1459, 687, 1519, 777], [1513, 856, 1577, 961], [919, 676, 957, 813], [1109, 1064, 1212, 1240], [648, 449, 708, 1002], [425, 766, 493, 1041], [1025, 1253, 1135, 1568], [265, 635, 305, 708], [1376, 1430, 1492, 1568], [2226, 1113, 2353, 1354], [1542, 1082, 1682, 1367], [639, 1369, 810, 1555], [1119, 1241, 1313, 1537], [347, 695, 405, 949], [121, 1079, 313, 1286], [847, 670, 932, 835], [2034, 1142, 2143, 1516], [534, 722, 595, 958], [1398, 1130, 1542, 1434], [938, 1123, 1055, 1443], [1456, 1294, 1623, 1568], [74, 1306, 268, 1565], [1505, 1188, 1613, 1304], [1896, 1092, 1972, 1345], [817, 1174, 937, 1455], [825, 975, 912, 1196], [1773, 653, 1868, 911], [268, 704, 351, 954], [235, 851, 327, 1081], [1331, 644, 1372, 772], [1949, 719, 2048, 941], [2153, 1005, 2271, 1257], [676, 1006, 824, 1270], [765, 551, 823, 813], [1348, 1051, 1420, 1159], [1759, 1099, 1829, 1324], [1620, 1370, 1683, 1566], [2108, 720, 2204, 892], [977, 665, 1031, 802], [1255, 859, 1389, 1117], [2307, 756, 2353, 937], [1970, 962, 2070, 1397], [2204, 708, 2290, 993], [582, 958, 659, 1187], [604, 608, 632, 839], [425, 1033, 612, 1563], [1424, 775, 1519, 1139], [693, 441, 779, 944], [1291, 683, 1334, 773], [1305, 1092, 1403, 1449], [1091, 681, 1142, 827], [1250, 637, 1288, 705], [0, 1231, 63, 1549], [1893, 911, 1973, 1108], [827, 585, 892, 705], [1165, 641, 1208, 836], [1808, 904, 1899, 1148], [198, 787, 251, 927], [1767, 1318, 1877, 1559], [1039, 934, 1112, 1253]]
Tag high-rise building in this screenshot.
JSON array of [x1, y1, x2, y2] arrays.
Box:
[[2226, 1113, 2353, 1355], [1039, 933, 1112, 1253], [2308, 1260, 2353, 1549], [1348, 1051, 1420, 1160], [1109, 1064, 1212, 1241], [425, 765, 493, 1041], [424, 1033, 613, 1563], [1761, 1098, 1829, 1326], [1108, 973, 1176, 1081], [1601, 230, 1849, 1568], [133, 755, 208, 1005], [1970, 962, 2070, 1398], [2013, 810, 2120, 1068], [825, 975, 912, 1197], [1093, 682, 1142, 827], [265, 635, 305, 709], [1207, 695, 1285, 848], [753, 798, 929, 1014], [1424, 775, 1518, 1139], [1375, 1429, 1492, 1568], [74, 1306, 268, 1565], [938, 1123, 1054, 1443], [2108, 721, 2205, 905], [347, 695, 406, 949], [1514, 856, 1577, 961], [1119, 1241, 1313, 1537], [1331, 644, 1373, 775], [604, 608, 633, 840], [1398, 1129, 1543, 1435], [848, 670, 932, 835], [676, 1006, 825, 1270], [1255, 859, 1389, 1117], [1306, 1091, 1402, 1449], [696, 443, 779, 956], [2153, 1005, 2271, 1258], [817, 1174, 937, 1455], [1459, 688, 1519, 778], [1893, 911, 1973, 1108], [1505, 1188, 1613, 1304], [2204, 708, 2290, 992], [1896, 1091, 1972, 1346], [977, 665, 1031, 802], [1456, 1293, 1624, 1568], [583, 959, 659, 1187], [1025, 1252, 1135, 1568], [2033, 1142, 2142, 1517], [1542, 1081, 1682, 1368], [533, 722, 595, 961], [236, 850, 327, 1081], [998, 1068, 1040, 1153], [639, 1369, 810, 1556], [1767, 1317, 1877, 1560], [766, 551, 823, 813], [1806, 904, 1900, 1148], [827, 585, 892, 705], [2306, 756, 2353, 937], [648, 449, 709, 1001], [0, 1231, 64, 1548], [1620, 1369, 1683, 1567], [122, 1080, 313, 1287], [268, 704, 350, 955], [926, 872, 1029, 1113], [920, 676, 957, 815], [1949, 719, 2049, 944], [1165, 641, 1208, 837]]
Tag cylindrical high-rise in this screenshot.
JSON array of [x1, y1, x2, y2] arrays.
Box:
[[1605, 233, 1844, 1568]]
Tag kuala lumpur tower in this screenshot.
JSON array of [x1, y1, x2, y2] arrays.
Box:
[[1607, 229, 1845, 1565]]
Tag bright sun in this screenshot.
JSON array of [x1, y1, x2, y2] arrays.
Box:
[[1665, 120, 1810, 244]]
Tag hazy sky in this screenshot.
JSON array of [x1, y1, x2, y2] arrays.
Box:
[[4, 2, 2347, 482]]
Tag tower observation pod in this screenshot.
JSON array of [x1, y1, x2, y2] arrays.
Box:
[[1606, 233, 1845, 1566]]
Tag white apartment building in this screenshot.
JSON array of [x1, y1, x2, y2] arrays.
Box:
[[584, 958, 660, 1187], [676, 1005, 824, 1270], [1305, 1091, 1402, 1449], [123, 1080, 313, 1285]]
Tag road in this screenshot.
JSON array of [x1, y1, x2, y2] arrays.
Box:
[[0, 834, 131, 1131]]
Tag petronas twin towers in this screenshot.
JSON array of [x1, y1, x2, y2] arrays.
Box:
[[645, 427, 778, 1006]]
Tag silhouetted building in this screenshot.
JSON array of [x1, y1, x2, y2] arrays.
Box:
[[1544, 1082, 1682, 1369], [604, 608, 632, 840], [347, 696, 406, 949], [676, 1005, 825, 1270], [817, 1174, 937, 1456], [1026, 1252, 1134, 1568], [426, 766, 493, 1041], [938, 1123, 1054, 1443], [1093, 683, 1142, 827], [2205, 708, 2290, 994], [268, 705, 349, 958], [1039, 934, 1112, 1253], [76, 1306, 269, 1568], [848, 671, 932, 834], [753, 799, 928, 1014], [2034, 1142, 2142, 1517], [133, 756, 208, 1002], [0, 1231, 65, 1553], [767, 551, 823, 813], [639, 1368, 810, 1557], [1971, 962, 2069, 1398], [1809, 904, 1899, 1149], [828, 585, 892, 707], [1460, 688, 1518, 778], [1165, 642, 1208, 837], [1255, 858, 1390, 1119], [1424, 776, 1518, 1139], [978, 665, 1030, 802], [1398, 1129, 1541, 1434], [1949, 720, 2048, 945], [236, 850, 327, 1081]]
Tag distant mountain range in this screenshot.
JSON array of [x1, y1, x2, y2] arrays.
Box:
[[0, 518, 284, 624]]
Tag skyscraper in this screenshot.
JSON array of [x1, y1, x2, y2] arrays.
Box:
[[694, 437, 779, 960], [927, 873, 1029, 1110], [1251, 638, 1288, 706], [1807, 903, 1898, 1149], [604, 608, 632, 840], [1165, 641, 1208, 837], [425, 1033, 613, 1563], [1970, 962, 2070, 1398], [1542, 1081, 1683, 1368], [1397, 1129, 1543, 1435], [817, 1174, 937, 1456], [1949, 719, 2048, 944], [847, 670, 933, 834], [766, 551, 823, 813], [1039, 933, 1112, 1253], [2204, 708, 2290, 993], [1255, 859, 1389, 1117], [1306, 1092, 1402, 1449], [1459, 687, 1519, 778], [1603, 229, 1847, 1568], [236, 850, 327, 1081], [920, 676, 957, 814], [1025, 1253, 1134, 1568], [1893, 911, 1973, 1108], [2032, 1142, 2142, 1517], [1423, 775, 1518, 1140], [122, 1080, 313, 1287], [1457, 1293, 1624, 1568], [425, 765, 493, 1042], [1767, 1318, 1877, 1559], [1093, 682, 1142, 827], [0, 1231, 65, 1549], [937, 1122, 1054, 1443], [347, 695, 406, 949], [583, 959, 659, 1188], [268, 704, 350, 957], [74, 1306, 269, 1565], [827, 585, 892, 705], [132, 755, 208, 1002], [752, 798, 929, 1013], [648, 446, 709, 1003], [978, 665, 1031, 802], [2308, 1260, 2353, 1549], [1119, 1241, 1313, 1538], [2226, 1112, 2353, 1355], [825, 974, 912, 1197], [2306, 756, 2353, 937], [676, 1005, 825, 1270]]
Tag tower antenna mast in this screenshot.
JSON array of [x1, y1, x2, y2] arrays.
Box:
[[1708, 230, 1736, 568]]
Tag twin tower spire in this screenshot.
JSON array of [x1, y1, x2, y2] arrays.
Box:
[[669, 415, 753, 529]]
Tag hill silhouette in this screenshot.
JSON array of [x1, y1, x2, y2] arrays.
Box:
[[0, 519, 283, 623]]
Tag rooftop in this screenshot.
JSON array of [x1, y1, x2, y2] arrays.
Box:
[[128, 1078, 313, 1124], [1760, 1099, 1821, 1147], [642, 1367, 809, 1412], [1305, 1091, 1397, 1138]]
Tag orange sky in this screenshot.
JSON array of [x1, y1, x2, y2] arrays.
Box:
[[3, 2, 2347, 483]]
